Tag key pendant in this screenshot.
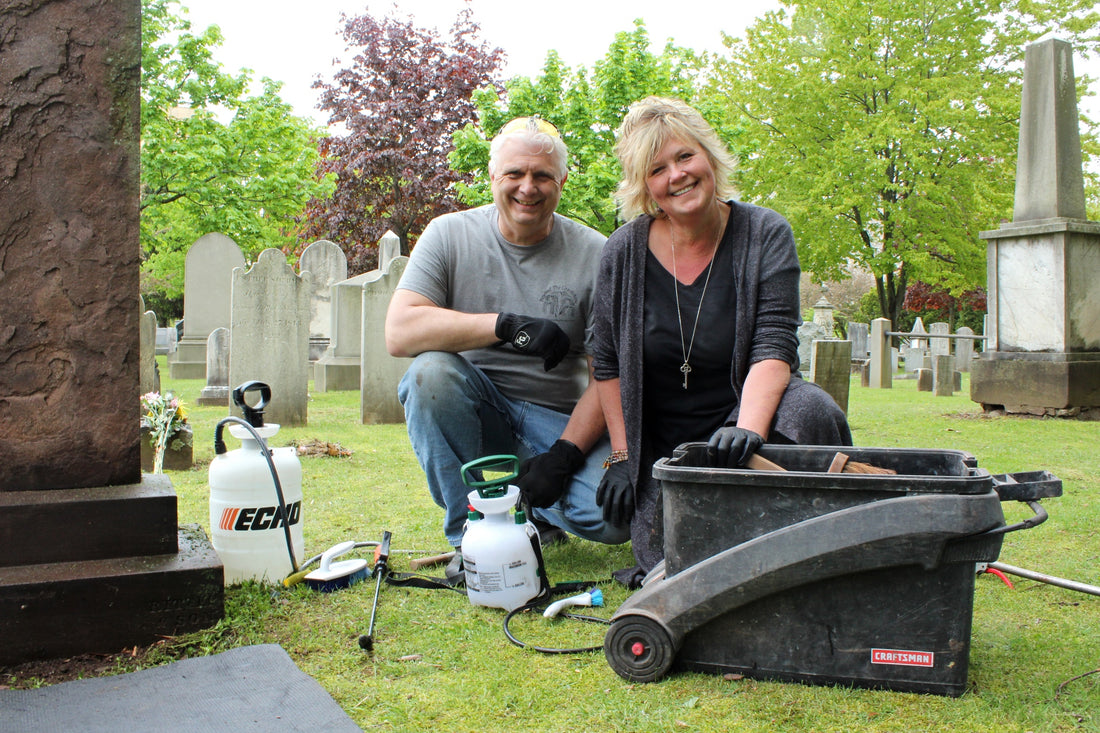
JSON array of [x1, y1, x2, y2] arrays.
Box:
[[680, 361, 692, 389]]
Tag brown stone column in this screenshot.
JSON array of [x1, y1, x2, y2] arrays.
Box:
[[1, 0, 141, 490], [0, 0, 222, 665]]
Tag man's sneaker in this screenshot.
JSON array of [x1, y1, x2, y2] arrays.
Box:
[[531, 518, 568, 547], [444, 548, 464, 587]]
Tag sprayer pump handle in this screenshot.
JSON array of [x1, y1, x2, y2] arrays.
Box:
[[232, 381, 271, 427]]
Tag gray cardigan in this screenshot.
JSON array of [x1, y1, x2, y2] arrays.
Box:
[[592, 200, 850, 581]]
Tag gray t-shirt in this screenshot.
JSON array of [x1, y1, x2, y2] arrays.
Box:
[[397, 204, 606, 413]]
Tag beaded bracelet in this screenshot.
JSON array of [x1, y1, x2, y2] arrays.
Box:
[[602, 449, 629, 468]]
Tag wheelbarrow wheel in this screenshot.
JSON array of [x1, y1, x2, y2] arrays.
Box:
[[604, 615, 676, 683]]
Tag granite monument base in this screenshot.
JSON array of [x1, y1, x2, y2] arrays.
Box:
[[0, 474, 224, 666], [971, 351, 1100, 415], [167, 338, 209, 380], [314, 357, 361, 392]]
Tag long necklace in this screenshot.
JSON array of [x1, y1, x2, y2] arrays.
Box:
[[669, 223, 722, 390]]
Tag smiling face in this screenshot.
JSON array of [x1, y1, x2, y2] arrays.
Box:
[[644, 136, 717, 221], [490, 136, 567, 245]]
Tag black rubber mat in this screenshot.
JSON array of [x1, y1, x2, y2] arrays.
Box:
[[0, 644, 361, 732]]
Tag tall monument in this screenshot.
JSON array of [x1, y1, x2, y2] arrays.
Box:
[[0, 0, 222, 664], [971, 39, 1100, 415]]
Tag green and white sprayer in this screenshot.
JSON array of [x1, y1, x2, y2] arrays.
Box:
[[460, 455, 547, 611]]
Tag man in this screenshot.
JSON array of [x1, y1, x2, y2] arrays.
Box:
[[385, 117, 629, 579]]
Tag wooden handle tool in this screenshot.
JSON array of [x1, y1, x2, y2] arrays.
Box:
[[409, 551, 456, 571]]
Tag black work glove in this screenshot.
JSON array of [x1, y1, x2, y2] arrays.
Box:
[[706, 426, 764, 468], [515, 439, 585, 508], [496, 312, 570, 371], [596, 461, 635, 527]]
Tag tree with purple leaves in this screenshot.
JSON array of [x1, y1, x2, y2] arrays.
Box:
[[301, 8, 504, 267]]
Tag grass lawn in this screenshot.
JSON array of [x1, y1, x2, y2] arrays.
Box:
[[12, 364, 1100, 731]]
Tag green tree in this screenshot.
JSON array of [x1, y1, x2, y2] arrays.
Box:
[[451, 21, 716, 235], [711, 0, 1099, 327], [140, 0, 330, 315]]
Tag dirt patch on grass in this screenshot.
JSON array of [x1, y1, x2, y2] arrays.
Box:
[[1, 641, 170, 690]]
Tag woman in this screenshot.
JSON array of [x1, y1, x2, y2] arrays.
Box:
[[592, 97, 851, 587]]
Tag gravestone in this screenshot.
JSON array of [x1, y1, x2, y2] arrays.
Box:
[[155, 326, 177, 355], [197, 327, 231, 406], [228, 249, 311, 426], [378, 230, 401, 270], [315, 231, 401, 391], [298, 240, 347, 363], [809, 340, 852, 413], [139, 298, 159, 396], [868, 318, 892, 388], [910, 317, 927, 348], [848, 322, 870, 359], [168, 233, 245, 380], [0, 0, 221, 666], [797, 321, 829, 374], [929, 322, 951, 358], [956, 327, 976, 372], [361, 256, 413, 423], [916, 369, 933, 392], [933, 355, 956, 397], [902, 319, 929, 375], [972, 39, 1100, 415]]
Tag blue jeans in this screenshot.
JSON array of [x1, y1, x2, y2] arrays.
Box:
[[398, 351, 630, 548]]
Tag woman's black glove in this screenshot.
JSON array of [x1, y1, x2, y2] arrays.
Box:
[[596, 462, 635, 526], [496, 313, 570, 371], [515, 439, 584, 508], [706, 426, 764, 467]]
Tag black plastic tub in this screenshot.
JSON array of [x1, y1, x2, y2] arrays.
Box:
[[644, 444, 1004, 696], [659, 444, 984, 575]]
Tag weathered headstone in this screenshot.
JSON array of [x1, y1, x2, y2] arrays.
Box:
[[228, 249, 311, 426], [378, 230, 401, 271], [809, 340, 852, 413], [298, 240, 347, 362], [868, 318, 892, 389], [972, 39, 1100, 415], [0, 0, 221, 666], [797, 321, 829, 374], [315, 232, 402, 391], [315, 271, 371, 391], [848, 322, 870, 359], [933, 355, 956, 397], [197, 327, 231, 406], [916, 368, 934, 392], [929, 322, 952, 357], [155, 326, 176, 355], [812, 297, 835, 334], [139, 298, 159, 396], [361, 256, 413, 423], [168, 233, 245, 380], [903, 320, 929, 375], [956, 327, 976, 372]]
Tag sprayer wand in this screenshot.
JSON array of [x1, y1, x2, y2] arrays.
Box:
[[359, 530, 392, 653]]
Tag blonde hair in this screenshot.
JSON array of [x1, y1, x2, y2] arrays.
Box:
[[613, 96, 736, 220]]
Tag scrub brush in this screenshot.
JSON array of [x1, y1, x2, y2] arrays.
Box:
[[303, 541, 370, 592], [543, 588, 604, 618]]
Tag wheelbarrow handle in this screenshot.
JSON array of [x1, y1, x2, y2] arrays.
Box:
[[990, 471, 1062, 501]]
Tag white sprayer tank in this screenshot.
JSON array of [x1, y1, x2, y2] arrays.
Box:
[[462, 484, 541, 611], [209, 423, 303, 584]]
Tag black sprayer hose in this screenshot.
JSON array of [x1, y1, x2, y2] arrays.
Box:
[[215, 416, 299, 574]]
